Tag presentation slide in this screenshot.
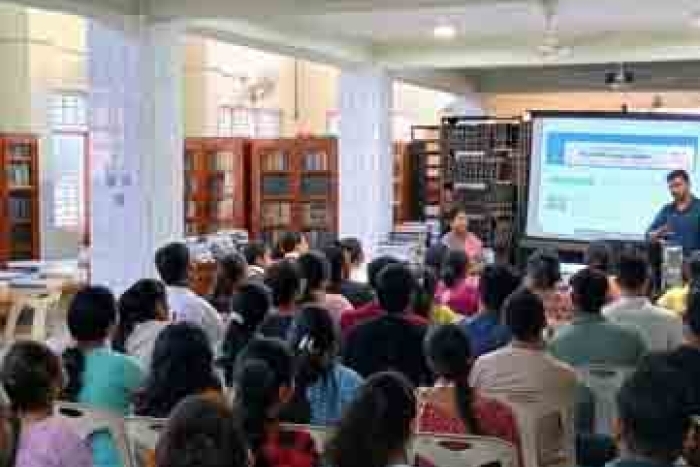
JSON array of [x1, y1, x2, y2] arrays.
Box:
[[526, 114, 700, 242]]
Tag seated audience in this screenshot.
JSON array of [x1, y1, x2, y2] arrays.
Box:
[[435, 250, 479, 316], [244, 241, 272, 281], [657, 250, 700, 315], [343, 263, 431, 386], [208, 252, 248, 315], [412, 267, 461, 325], [273, 231, 308, 260], [113, 278, 170, 369], [333, 242, 374, 308], [341, 256, 397, 336], [340, 237, 368, 284], [285, 306, 363, 425], [585, 240, 621, 302], [234, 338, 319, 467], [608, 355, 696, 467], [549, 267, 648, 367], [1, 341, 93, 467], [603, 251, 684, 351], [470, 288, 577, 401], [441, 206, 484, 261], [418, 325, 521, 453], [155, 242, 224, 344], [325, 372, 417, 467], [135, 322, 223, 418], [524, 248, 573, 330], [155, 395, 249, 467], [218, 281, 272, 385], [463, 264, 521, 356], [0, 386, 12, 467], [62, 286, 144, 467], [298, 250, 353, 322], [260, 259, 301, 339]]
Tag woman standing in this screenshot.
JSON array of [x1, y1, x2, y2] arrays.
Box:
[[441, 207, 483, 262]]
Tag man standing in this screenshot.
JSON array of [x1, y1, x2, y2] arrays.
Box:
[[648, 169, 700, 255]]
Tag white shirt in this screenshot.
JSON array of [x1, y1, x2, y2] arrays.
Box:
[[603, 296, 684, 352], [470, 344, 577, 403], [167, 286, 224, 345], [126, 320, 170, 369]]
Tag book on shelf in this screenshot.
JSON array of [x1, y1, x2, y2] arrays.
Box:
[[7, 163, 31, 186], [264, 151, 288, 171], [302, 151, 328, 171], [9, 196, 31, 221]]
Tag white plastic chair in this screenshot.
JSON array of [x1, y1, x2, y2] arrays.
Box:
[[54, 401, 133, 467], [575, 364, 632, 435], [412, 433, 518, 467], [3, 292, 60, 343], [489, 392, 576, 467], [125, 416, 167, 467], [280, 423, 332, 454]]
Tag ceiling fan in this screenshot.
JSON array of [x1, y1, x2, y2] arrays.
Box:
[[537, 0, 572, 61]]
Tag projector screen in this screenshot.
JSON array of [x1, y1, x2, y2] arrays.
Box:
[[526, 112, 700, 242]]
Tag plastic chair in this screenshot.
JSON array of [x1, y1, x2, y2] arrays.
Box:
[[412, 432, 518, 467], [280, 423, 332, 453], [489, 392, 576, 467], [575, 365, 632, 435], [125, 416, 167, 467], [54, 401, 133, 467], [3, 292, 60, 343]]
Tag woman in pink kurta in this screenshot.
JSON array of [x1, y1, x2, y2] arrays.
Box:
[[442, 207, 484, 262]]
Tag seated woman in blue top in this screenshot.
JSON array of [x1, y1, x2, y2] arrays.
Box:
[[62, 286, 145, 467], [283, 305, 363, 426]]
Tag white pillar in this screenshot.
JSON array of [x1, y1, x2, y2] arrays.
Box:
[[338, 67, 393, 257], [88, 19, 184, 291]]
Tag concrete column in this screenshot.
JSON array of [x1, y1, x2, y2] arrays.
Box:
[[88, 18, 184, 291], [338, 67, 393, 256]]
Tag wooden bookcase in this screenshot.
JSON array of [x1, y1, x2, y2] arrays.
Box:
[[250, 137, 338, 248], [0, 134, 40, 265], [393, 142, 411, 225], [184, 138, 249, 237]]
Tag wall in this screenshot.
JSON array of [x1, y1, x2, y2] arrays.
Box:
[[484, 90, 700, 117], [392, 81, 455, 126]]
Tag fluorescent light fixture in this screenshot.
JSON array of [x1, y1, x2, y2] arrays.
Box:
[[433, 24, 457, 40]]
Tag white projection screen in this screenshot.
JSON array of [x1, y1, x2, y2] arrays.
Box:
[[526, 111, 700, 243]]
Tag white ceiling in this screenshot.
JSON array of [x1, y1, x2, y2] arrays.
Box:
[[13, 0, 700, 73]]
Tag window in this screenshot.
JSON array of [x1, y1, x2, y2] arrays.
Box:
[[50, 93, 87, 130], [217, 107, 282, 138]]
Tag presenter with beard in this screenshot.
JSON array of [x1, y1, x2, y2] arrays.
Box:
[[647, 169, 700, 255]]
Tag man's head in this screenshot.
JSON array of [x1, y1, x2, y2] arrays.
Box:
[[526, 249, 561, 291], [616, 354, 695, 464], [585, 241, 614, 274], [570, 267, 609, 314], [155, 242, 191, 286], [479, 265, 521, 313], [243, 241, 271, 269], [668, 169, 691, 203], [264, 259, 301, 308], [503, 288, 547, 343], [340, 237, 364, 268], [376, 263, 416, 315], [367, 256, 400, 292], [447, 207, 469, 236], [617, 250, 650, 295]]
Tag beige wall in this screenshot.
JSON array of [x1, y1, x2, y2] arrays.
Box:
[[393, 81, 455, 126], [484, 91, 700, 117]]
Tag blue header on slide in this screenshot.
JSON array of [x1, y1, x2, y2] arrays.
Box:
[[546, 132, 698, 166]]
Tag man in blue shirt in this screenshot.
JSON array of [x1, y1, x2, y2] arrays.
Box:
[[648, 169, 700, 254]]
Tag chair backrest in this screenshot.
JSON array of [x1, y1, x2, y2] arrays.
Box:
[[412, 433, 518, 467], [575, 364, 632, 435], [280, 423, 333, 454], [54, 401, 133, 467], [489, 392, 576, 467], [4, 292, 60, 342], [125, 416, 167, 467]]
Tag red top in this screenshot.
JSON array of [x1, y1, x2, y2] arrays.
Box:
[[340, 301, 428, 339], [261, 424, 320, 467], [435, 276, 480, 316], [418, 388, 522, 466]]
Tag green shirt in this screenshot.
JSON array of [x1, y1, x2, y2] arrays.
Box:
[[548, 312, 648, 367]]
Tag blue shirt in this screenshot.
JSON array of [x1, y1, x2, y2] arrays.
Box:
[[77, 347, 144, 467], [462, 311, 512, 357], [648, 196, 700, 254], [307, 363, 363, 426]]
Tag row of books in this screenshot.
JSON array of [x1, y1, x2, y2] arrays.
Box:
[[7, 163, 32, 187], [262, 151, 290, 171], [302, 151, 329, 171], [9, 196, 32, 222]]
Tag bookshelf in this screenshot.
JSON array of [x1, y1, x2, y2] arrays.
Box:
[[184, 138, 249, 237], [0, 134, 40, 264], [409, 125, 442, 222], [251, 137, 338, 248], [393, 142, 411, 225]]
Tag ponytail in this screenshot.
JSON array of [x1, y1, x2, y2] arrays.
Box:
[[61, 347, 85, 401], [454, 378, 482, 435]]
